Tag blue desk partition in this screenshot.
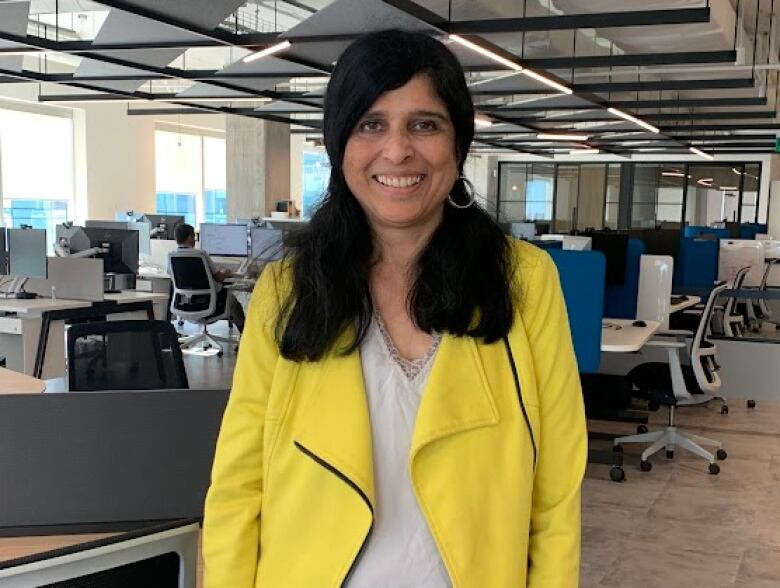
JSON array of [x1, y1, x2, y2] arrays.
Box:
[[674, 237, 719, 295], [531, 239, 563, 250], [548, 249, 606, 374], [603, 238, 645, 320], [683, 226, 730, 240], [739, 223, 768, 239]]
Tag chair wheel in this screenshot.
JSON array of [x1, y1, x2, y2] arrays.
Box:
[[609, 465, 625, 482], [747, 399, 756, 409], [217, 351, 224, 358], [716, 449, 727, 460], [721, 405, 729, 415], [177, 320, 184, 326], [666, 450, 674, 459], [637, 425, 648, 434], [639, 460, 652, 472], [708, 463, 720, 475]]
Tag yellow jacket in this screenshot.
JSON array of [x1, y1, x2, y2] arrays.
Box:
[[203, 240, 587, 588]]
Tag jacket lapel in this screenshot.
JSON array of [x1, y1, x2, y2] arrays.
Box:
[[411, 334, 500, 460], [293, 330, 375, 509]]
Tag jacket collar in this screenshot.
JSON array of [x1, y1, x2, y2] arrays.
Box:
[[294, 328, 500, 509]]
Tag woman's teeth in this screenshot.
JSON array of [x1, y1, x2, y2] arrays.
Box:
[[375, 175, 424, 188]]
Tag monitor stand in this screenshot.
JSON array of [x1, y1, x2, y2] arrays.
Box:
[[14, 291, 38, 299]]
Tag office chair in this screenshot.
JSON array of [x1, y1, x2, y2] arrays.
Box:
[[66, 320, 188, 391], [720, 266, 750, 337], [611, 283, 729, 480], [745, 258, 780, 330], [168, 249, 236, 357]]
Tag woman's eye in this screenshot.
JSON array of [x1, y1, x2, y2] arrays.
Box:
[[412, 120, 438, 131], [358, 120, 382, 132]]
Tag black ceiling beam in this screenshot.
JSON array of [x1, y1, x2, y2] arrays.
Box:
[[493, 110, 778, 123], [661, 123, 780, 131], [520, 50, 736, 70], [34, 70, 328, 83], [574, 77, 755, 93], [447, 8, 710, 33], [658, 133, 780, 141], [609, 96, 767, 109]]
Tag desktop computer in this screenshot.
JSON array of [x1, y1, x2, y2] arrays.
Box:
[[509, 222, 536, 241], [87, 219, 151, 256], [0, 228, 6, 275], [5, 228, 47, 299], [251, 227, 284, 260], [200, 223, 249, 257], [140, 214, 185, 240], [64, 227, 139, 292]]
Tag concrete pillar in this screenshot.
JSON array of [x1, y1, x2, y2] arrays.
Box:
[[226, 115, 290, 221]]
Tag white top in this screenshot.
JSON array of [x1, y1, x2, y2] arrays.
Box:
[[346, 316, 450, 588]]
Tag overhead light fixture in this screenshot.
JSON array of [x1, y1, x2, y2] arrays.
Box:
[[697, 178, 714, 187], [474, 114, 493, 127], [536, 133, 589, 141], [521, 68, 573, 95], [720, 186, 738, 190], [607, 107, 660, 134], [449, 34, 522, 71], [0, 49, 47, 56], [661, 171, 686, 177], [689, 146, 714, 160], [569, 148, 599, 155], [732, 167, 742, 175], [243, 40, 292, 63]]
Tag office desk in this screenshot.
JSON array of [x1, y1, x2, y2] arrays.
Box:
[[601, 319, 661, 352], [104, 291, 169, 320], [670, 295, 701, 313], [0, 367, 45, 394], [0, 298, 92, 378]]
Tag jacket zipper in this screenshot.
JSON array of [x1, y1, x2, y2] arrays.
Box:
[[294, 441, 374, 587]]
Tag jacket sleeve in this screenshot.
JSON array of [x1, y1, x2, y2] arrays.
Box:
[[522, 250, 588, 588], [202, 264, 283, 587]]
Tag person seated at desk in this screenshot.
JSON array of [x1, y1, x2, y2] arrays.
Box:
[[170, 223, 245, 333]]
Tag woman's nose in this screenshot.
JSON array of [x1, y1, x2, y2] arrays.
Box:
[[381, 127, 414, 164]]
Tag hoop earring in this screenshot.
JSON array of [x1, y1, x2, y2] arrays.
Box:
[[447, 176, 476, 209]]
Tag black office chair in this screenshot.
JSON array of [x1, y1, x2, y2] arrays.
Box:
[[66, 320, 189, 391]]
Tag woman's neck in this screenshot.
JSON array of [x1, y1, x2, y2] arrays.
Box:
[[371, 220, 439, 273]]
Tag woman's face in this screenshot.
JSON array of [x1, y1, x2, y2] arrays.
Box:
[[343, 74, 459, 233]]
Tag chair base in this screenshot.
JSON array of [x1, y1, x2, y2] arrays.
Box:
[[179, 323, 236, 357], [614, 425, 722, 465]]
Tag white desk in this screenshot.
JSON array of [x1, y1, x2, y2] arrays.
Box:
[[601, 319, 661, 353], [104, 291, 169, 320], [0, 298, 92, 378], [670, 295, 701, 313]]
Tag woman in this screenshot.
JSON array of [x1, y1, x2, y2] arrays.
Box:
[[204, 29, 586, 588]]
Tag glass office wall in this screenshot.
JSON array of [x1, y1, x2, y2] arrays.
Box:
[[604, 164, 621, 229], [497, 160, 762, 232], [497, 162, 554, 222]]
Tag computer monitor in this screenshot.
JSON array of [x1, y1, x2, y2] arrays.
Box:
[[87, 220, 151, 256], [0, 519, 198, 587], [632, 228, 681, 259], [535, 221, 551, 236], [70, 227, 139, 274], [251, 227, 284, 260], [7, 228, 47, 279], [589, 232, 628, 286], [199, 223, 249, 257], [509, 222, 535, 241], [140, 214, 185, 240], [0, 228, 6, 275]]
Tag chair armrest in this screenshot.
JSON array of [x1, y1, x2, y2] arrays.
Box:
[[656, 329, 695, 337]]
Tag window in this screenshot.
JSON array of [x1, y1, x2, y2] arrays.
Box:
[[302, 151, 330, 218], [154, 129, 226, 226], [497, 163, 553, 222], [0, 107, 74, 250]]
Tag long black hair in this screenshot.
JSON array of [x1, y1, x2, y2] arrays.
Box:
[[277, 29, 514, 361]]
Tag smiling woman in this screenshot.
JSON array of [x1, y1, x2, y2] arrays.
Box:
[[203, 29, 586, 588]]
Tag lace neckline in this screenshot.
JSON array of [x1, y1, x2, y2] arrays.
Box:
[[373, 312, 442, 382]]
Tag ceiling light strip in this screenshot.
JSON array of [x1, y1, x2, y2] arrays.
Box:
[[569, 148, 599, 155], [689, 146, 714, 160], [243, 40, 292, 64], [449, 35, 522, 70], [474, 114, 493, 127], [537, 133, 589, 141], [607, 107, 660, 134], [521, 68, 573, 95]]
